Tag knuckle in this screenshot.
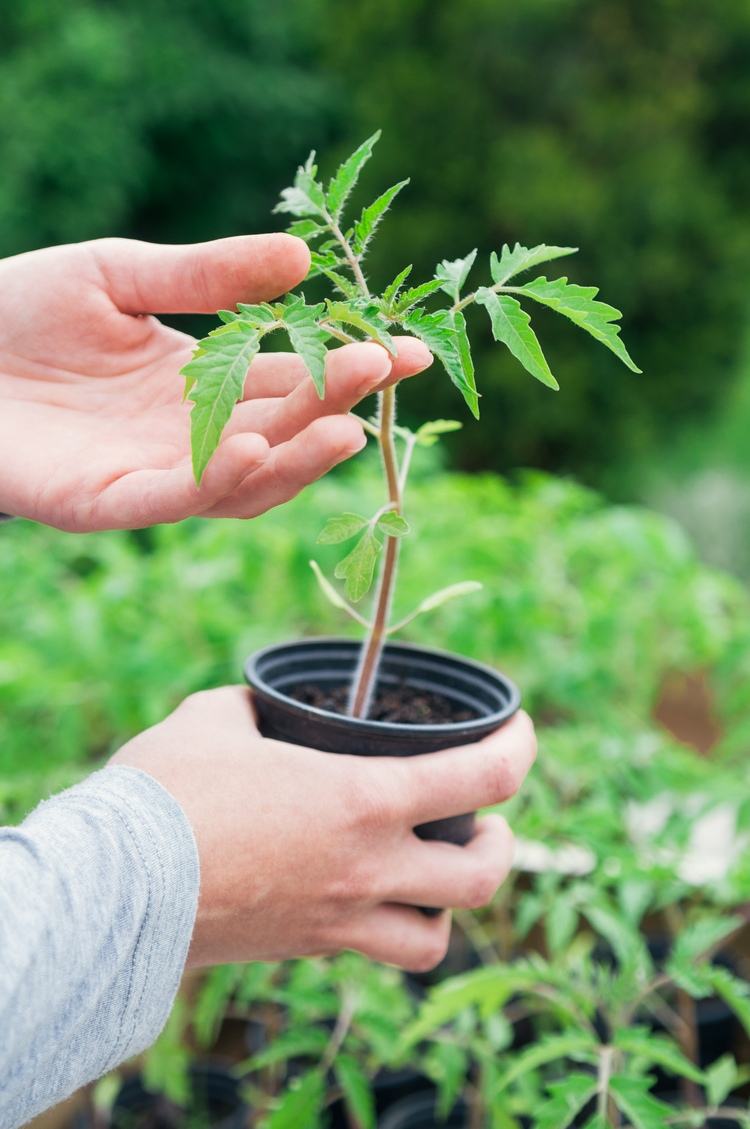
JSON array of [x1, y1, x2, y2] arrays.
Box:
[[327, 856, 380, 905], [346, 764, 403, 833]]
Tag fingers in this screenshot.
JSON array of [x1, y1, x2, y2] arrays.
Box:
[[342, 903, 452, 972], [231, 337, 433, 446], [389, 815, 514, 910], [399, 711, 537, 826], [91, 234, 311, 315], [91, 431, 269, 529], [201, 414, 366, 519]]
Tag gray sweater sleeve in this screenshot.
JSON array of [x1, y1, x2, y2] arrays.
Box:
[[0, 765, 200, 1129]]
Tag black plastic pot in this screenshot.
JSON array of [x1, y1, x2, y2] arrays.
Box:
[[377, 1092, 469, 1129], [110, 1064, 248, 1129], [244, 638, 521, 848]]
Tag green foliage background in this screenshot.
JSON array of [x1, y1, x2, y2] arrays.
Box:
[[2, 0, 749, 494]]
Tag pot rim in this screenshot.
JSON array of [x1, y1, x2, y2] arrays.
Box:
[[244, 636, 521, 738]]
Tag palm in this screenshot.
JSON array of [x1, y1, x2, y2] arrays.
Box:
[[0, 237, 430, 531]]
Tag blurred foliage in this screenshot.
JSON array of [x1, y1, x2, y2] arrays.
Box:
[[2, 459, 748, 819], [1, 0, 749, 489]]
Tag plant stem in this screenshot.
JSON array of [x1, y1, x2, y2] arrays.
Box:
[[596, 1046, 613, 1119], [322, 207, 405, 718], [349, 385, 402, 716]]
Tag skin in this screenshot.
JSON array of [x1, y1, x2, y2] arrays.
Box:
[[0, 234, 433, 531], [112, 688, 536, 971], [3, 233, 538, 971]]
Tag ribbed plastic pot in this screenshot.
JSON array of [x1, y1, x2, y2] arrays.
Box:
[[244, 638, 521, 847]]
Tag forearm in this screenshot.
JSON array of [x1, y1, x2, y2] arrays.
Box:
[[0, 766, 199, 1128]]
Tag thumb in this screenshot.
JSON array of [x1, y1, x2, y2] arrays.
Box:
[[93, 233, 311, 315]]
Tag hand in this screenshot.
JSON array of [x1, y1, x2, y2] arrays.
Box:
[[111, 687, 536, 971], [0, 237, 432, 532]]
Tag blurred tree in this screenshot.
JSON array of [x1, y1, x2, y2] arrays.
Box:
[[1, 0, 749, 487], [0, 0, 336, 251], [319, 0, 750, 485]]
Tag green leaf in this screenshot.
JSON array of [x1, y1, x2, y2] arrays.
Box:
[[309, 560, 363, 617], [249, 1028, 330, 1070], [414, 419, 463, 446], [493, 1032, 599, 1095], [377, 511, 410, 537], [705, 1055, 742, 1108], [317, 513, 369, 544], [435, 248, 477, 301], [334, 1053, 375, 1129], [671, 914, 743, 967], [325, 300, 396, 354], [353, 179, 409, 255], [609, 1075, 673, 1129], [274, 151, 326, 218], [182, 321, 262, 484], [490, 242, 578, 286], [281, 295, 329, 397], [287, 218, 325, 242], [334, 530, 382, 602], [382, 264, 413, 306], [706, 966, 750, 1037], [394, 278, 445, 312], [262, 1070, 325, 1129], [405, 581, 482, 618], [476, 288, 558, 391], [614, 1027, 704, 1083], [402, 307, 480, 417], [322, 271, 360, 300], [424, 1042, 468, 1120], [515, 276, 641, 372], [533, 1074, 598, 1129], [327, 131, 381, 221]]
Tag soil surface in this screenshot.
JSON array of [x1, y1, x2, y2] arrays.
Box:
[[290, 682, 479, 724]]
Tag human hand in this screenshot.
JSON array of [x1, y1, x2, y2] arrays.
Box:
[[0, 237, 431, 531], [111, 687, 536, 971]]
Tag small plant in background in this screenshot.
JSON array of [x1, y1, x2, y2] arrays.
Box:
[[181, 132, 638, 716]]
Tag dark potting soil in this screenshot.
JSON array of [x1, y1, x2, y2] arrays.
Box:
[[290, 682, 479, 725]]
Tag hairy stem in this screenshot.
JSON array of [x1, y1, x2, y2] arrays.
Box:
[[322, 208, 405, 718]]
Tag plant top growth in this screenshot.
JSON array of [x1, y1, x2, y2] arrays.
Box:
[[181, 132, 639, 716]]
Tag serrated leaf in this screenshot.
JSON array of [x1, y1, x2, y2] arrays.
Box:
[[394, 278, 445, 312], [334, 530, 382, 602], [274, 151, 326, 218], [281, 295, 329, 397], [614, 1027, 704, 1083], [402, 307, 479, 417], [490, 242, 578, 286], [493, 1032, 598, 1095], [334, 1053, 375, 1129], [319, 268, 359, 299], [353, 179, 409, 255], [287, 218, 326, 242], [262, 1070, 325, 1129], [476, 288, 558, 391], [533, 1073, 598, 1129], [435, 248, 477, 301], [609, 1075, 673, 1129], [325, 300, 396, 354], [515, 276, 641, 372], [671, 914, 743, 967], [707, 966, 750, 1037], [317, 513, 369, 544], [414, 419, 463, 446], [182, 322, 262, 483], [377, 511, 410, 537], [382, 264, 413, 306], [327, 131, 381, 221]]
